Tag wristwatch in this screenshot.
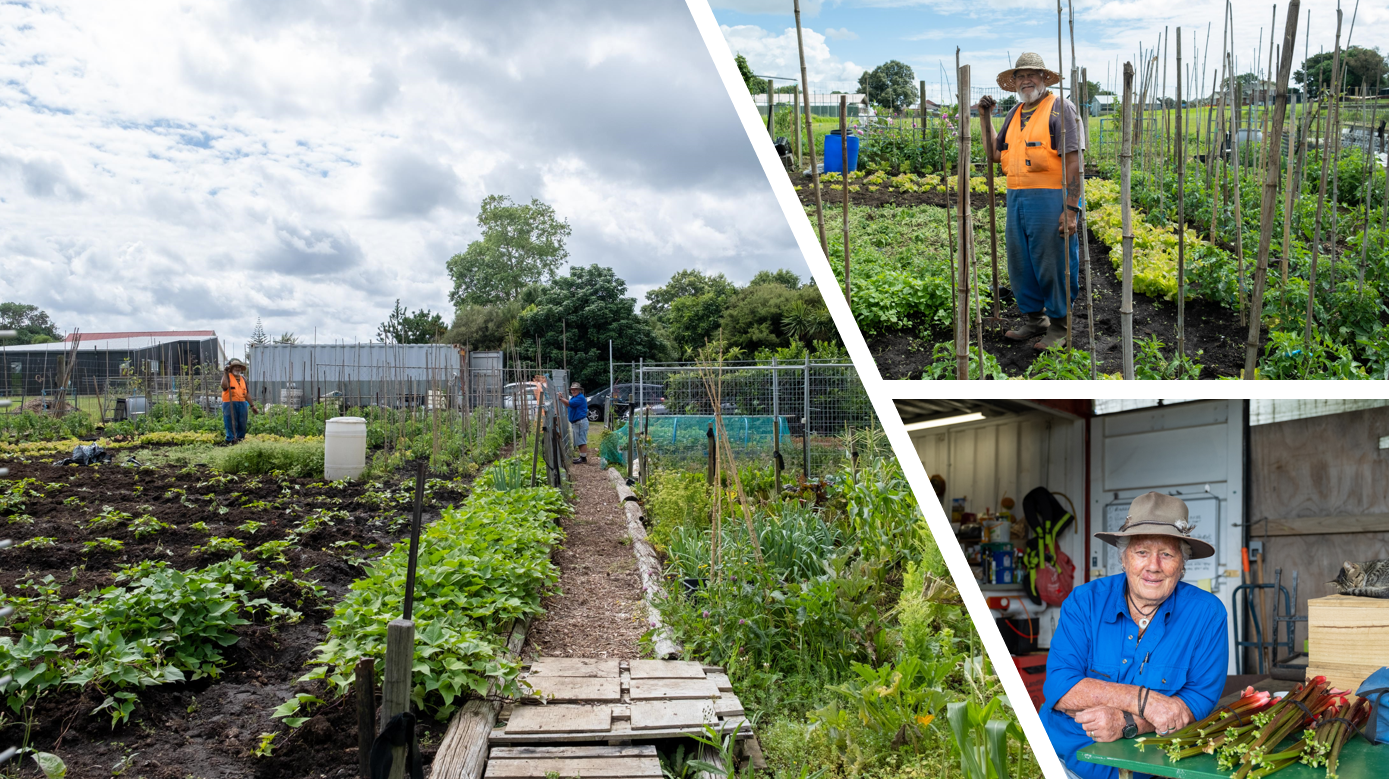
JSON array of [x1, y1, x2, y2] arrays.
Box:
[[1122, 711, 1139, 740]]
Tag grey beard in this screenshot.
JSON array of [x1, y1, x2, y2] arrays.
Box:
[[1019, 86, 1041, 104]]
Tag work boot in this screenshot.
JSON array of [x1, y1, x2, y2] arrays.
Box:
[[1034, 315, 1069, 350], [1005, 312, 1049, 341]]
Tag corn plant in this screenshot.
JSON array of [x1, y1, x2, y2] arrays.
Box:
[[945, 699, 1026, 779]]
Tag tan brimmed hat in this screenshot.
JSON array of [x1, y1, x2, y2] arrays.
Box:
[[569, 382, 583, 391], [225, 358, 247, 370], [1094, 491, 1215, 559], [997, 52, 1062, 92]]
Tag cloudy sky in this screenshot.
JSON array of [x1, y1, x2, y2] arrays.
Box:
[[713, 0, 1385, 105], [0, 0, 808, 348]]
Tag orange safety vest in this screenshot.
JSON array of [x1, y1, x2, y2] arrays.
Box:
[[1000, 92, 1065, 191], [222, 373, 247, 403]]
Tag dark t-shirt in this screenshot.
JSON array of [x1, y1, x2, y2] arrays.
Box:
[[995, 91, 1085, 155]]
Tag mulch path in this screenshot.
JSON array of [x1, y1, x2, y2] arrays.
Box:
[[522, 461, 644, 660]]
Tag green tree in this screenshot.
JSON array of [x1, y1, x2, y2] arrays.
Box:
[[0, 302, 60, 345], [718, 284, 834, 354], [275, 332, 299, 344], [749, 269, 802, 290], [1296, 48, 1387, 97], [857, 60, 917, 112], [249, 317, 269, 347], [447, 195, 571, 307], [518, 265, 665, 389], [735, 53, 766, 95], [642, 269, 737, 318], [444, 301, 525, 351], [377, 300, 448, 344]]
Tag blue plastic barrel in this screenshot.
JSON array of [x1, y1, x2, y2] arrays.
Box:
[[823, 130, 859, 173]]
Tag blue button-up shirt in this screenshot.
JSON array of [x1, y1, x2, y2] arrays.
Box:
[[566, 393, 588, 423], [1043, 575, 1228, 779]]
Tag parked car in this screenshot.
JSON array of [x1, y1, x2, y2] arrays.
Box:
[[502, 381, 556, 413], [586, 383, 666, 422]]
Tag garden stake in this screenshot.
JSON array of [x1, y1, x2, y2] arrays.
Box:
[[356, 659, 374, 778], [792, 84, 800, 163], [1121, 62, 1137, 379], [1056, 1, 1073, 350], [984, 114, 1002, 328], [1067, 2, 1095, 377], [793, 0, 828, 258], [840, 95, 851, 307], [1305, 10, 1341, 360], [1159, 27, 1168, 218], [1359, 81, 1378, 293], [1176, 31, 1187, 360], [943, 102, 956, 313], [1281, 89, 1296, 295], [954, 57, 970, 379], [1245, 0, 1300, 379], [920, 80, 927, 144], [1229, 53, 1246, 328]]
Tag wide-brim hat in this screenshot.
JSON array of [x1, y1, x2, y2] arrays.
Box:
[[1094, 491, 1215, 559], [569, 382, 583, 391], [225, 358, 247, 370], [997, 52, 1062, 92]]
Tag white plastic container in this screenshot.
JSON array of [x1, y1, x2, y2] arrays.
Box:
[[324, 416, 367, 481]]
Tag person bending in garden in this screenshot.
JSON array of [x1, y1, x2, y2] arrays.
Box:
[[978, 52, 1083, 350], [220, 358, 259, 444], [566, 382, 589, 464], [1042, 491, 1228, 779]]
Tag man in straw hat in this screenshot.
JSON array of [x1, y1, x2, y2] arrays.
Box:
[[977, 53, 1084, 350], [564, 382, 590, 464], [1040, 491, 1228, 779], [219, 358, 259, 444]]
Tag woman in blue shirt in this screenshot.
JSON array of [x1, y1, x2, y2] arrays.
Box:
[[1042, 491, 1228, 779]]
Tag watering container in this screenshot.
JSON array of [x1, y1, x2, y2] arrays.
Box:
[[822, 130, 859, 173], [324, 416, 367, 481]]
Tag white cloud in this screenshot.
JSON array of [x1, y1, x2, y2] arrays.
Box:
[[0, 1, 804, 345], [710, 0, 823, 14], [721, 24, 868, 91], [825, 27, 859, 40]]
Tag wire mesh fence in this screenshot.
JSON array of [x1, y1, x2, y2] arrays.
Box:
[[602, 358, 876, 480]]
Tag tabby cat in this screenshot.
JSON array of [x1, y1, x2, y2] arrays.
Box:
[[1331, 560, 1389, 598]]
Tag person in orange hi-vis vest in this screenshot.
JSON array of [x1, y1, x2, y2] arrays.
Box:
[[220, 358, 259, 444], [978, 52, 1084, 350]]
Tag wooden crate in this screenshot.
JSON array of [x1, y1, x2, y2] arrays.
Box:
[[1305, 594, 1389, 694]]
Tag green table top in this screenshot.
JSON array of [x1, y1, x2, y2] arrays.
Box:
[[1077, 735, 1385, 778]]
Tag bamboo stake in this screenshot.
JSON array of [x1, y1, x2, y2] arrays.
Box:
[[1121, 63, 1136, 379], [1068, 1, 1095, 378], [1360, 81, 1378, 293], [1160, 27, 1169, 218], [985, 98, 1002, 325], [1305, 10, 1342, 357], [840, 95, 851, 307], [1057, 0, 1072, 350], [1176, 30, 1187, 361], [793, 0, 827, 258], [1246, 0, 1301, 379], [1230, 64, 1247, 326], [1281, 95, 1296, 293], [954, 55, 971, 380]]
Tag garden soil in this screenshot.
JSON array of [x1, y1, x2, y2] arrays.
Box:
[[522, 460, 643, 660], [0, 456, 471, 779]]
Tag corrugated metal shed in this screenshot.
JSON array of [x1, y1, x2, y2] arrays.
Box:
[[1095, 399, 1389, 426]]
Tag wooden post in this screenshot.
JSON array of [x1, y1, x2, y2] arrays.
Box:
[[793, 0, 828, 258], [840, 95, 851, 307], [954, 59, 971, 380], [1056, 1, 1072, 350], [382, 618, 415, 779], [920, 80, 928, 143], [1078, 66, 1097, 378], [771, 357, 781, 495], [984, 93, 1002, 325], [1121, 62, 1136, 380], [706, 422, 715, 485], [1230, 60, 1246, 327], [1282, 91, 1297, 291], [356, 658, 376, 779], [1246, 1, 1301, 378], [792, 84, 801, 163]]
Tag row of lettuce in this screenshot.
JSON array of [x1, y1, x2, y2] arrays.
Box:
[[643, 445, 1037, 778]]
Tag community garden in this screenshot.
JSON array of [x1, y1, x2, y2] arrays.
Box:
[[777, 1, 1387, 379]]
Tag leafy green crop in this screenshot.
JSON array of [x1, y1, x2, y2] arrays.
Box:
[[291, 461, 566, 722]]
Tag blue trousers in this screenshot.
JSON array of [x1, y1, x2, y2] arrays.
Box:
[[222, 401, 248, 442], [1006, 188, 1080, 319]]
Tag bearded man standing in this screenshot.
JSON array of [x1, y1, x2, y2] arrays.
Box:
[[978, 53, 1084, 350]]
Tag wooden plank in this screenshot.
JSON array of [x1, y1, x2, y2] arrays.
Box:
[[522, 676, 621, 702], [504, 705, 612, 734], [630, 699, 717, 730], [701, 665, 724, 674], [490, 746, 656, 759], [484, 756, 662, 778], [628, 659, 706, 679], [713, 692, 745, 717], [611, 704, 630, 721], [608, 468, 681, 658], [705, 671, 732, 692], [490, 718, 752, 744], [1308, 595, 1389, 675], [527, 658, 620, 678], [1254, 514, 1389, 536], [629, 677, 720, 701]]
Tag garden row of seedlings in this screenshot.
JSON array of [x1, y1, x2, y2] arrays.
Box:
[[798, 0, 1376, 379]]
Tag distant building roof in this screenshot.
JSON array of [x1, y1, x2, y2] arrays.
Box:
[[63, 330, 216, 343], [5, 331, 219, 353]]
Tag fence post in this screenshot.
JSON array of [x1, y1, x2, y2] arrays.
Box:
[[706, 423, 715, 485], [802, 354, 810, 480], [771, 357, 781, 494]]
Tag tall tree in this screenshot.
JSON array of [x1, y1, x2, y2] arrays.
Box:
[[1297, 47, 1387, 96], [749, 269, 802, 290], [518, 265, 665, 389], [735, 53, 766, 94], [249, 317, 270, 346], [0, 302, 59, 345], [642, 269, 736, 318], [447, 195, 571, 307], [378, 299, 448, 344], [275, 332, 299, 344], [857, 60, 917, 112]]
